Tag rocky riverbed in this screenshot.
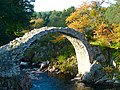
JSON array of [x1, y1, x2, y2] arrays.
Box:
[[20, 68, 120, 90], [1, 66, 120, 90]]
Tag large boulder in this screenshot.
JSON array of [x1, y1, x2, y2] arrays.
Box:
[[82, 62, 106, 83]]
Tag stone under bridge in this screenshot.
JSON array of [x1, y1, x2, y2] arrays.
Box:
[[0, 27, 105, 79]]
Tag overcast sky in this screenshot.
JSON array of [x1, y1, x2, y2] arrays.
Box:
[[32, 0, 116, 12]]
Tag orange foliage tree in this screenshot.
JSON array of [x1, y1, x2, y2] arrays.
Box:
[[66, 1, 120, 48], [66, 2, 106, 41]]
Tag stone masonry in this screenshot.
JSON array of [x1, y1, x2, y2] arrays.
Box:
[[0, 27, 105, 78]]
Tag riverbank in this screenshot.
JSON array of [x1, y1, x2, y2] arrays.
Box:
[[20, 68, 120, 90], [19, 55, 120, 89], [1, 67, 120, 90]]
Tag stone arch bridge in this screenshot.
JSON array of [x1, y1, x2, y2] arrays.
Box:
[[0, 27, 105, 79]]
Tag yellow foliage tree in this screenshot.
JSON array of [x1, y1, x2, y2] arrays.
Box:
[[66, 2, 107, 41], [109, 24, 120, 48], [66, 2, 91, 32], [51, 35, 65, 43], [94, 22, 113, 46], [66, 1, 120, 48], [31, 18, 44, 29]]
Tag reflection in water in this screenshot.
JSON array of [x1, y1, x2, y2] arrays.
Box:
[[1, 70, 119, 90], [30, 72, 93, 90], [29, 71, 120, 90], [73, 82, 93, 90], [31, 72, 64, 90]]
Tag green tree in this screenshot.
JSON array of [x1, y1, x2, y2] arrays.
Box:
[[37, 11, 52, 26], [0, 0, 34, 46], [104, 3, 120, 24], [48, 7, 75, 27], [48, 10, 62, 26], [31, 18, 45, 29], [115, 0, 120, 2], [59, 7, 75, 27]]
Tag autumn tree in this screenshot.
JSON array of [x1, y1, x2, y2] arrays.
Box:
[[66, 1, 120, 48], [95, 3, 120, 48], [66, 2, 106, 41]]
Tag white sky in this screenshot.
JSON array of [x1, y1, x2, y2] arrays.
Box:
[[32, 0, 116, 12]]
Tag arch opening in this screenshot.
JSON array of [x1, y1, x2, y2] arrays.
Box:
[[0, 27, 92, 77], [23, 31, 91, 75], [23, 32, 78, 75]]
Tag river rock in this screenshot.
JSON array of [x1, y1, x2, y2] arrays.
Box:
[[106, 80, 115, 83], [74, 82, 93, 90], [114, 80, 120, 84], [20, 58, 29, 62], [95, 75, 108, 84], [82, 63, 106, 83], [31, 61, 42, 68], [40, 60, 50, 70], [47, 66, 56, 72], [20, 62, 29, 69], [71, 77, 82, 81], [20, 62, 28, 65]]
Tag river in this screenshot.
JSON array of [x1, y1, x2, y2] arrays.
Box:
[[0, 69, 119, 90], [31, 72, 71, 90], [21, 69, 119, 90], [29, 71, 92, 90]]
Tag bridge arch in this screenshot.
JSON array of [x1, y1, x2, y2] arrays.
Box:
[[0, 27, 95, 77]]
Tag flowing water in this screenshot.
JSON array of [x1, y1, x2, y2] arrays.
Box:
[[26, 69, 120, 90], [30, 72, 70, 90], [30, 71, 92, 90], [1, 69, 120, 90]]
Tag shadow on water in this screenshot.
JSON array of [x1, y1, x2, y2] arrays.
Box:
[[29, 71, 120, 90], [0, 77, 23, 90], [30, 72, 76, 90], [1, 69, 120, 90]]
